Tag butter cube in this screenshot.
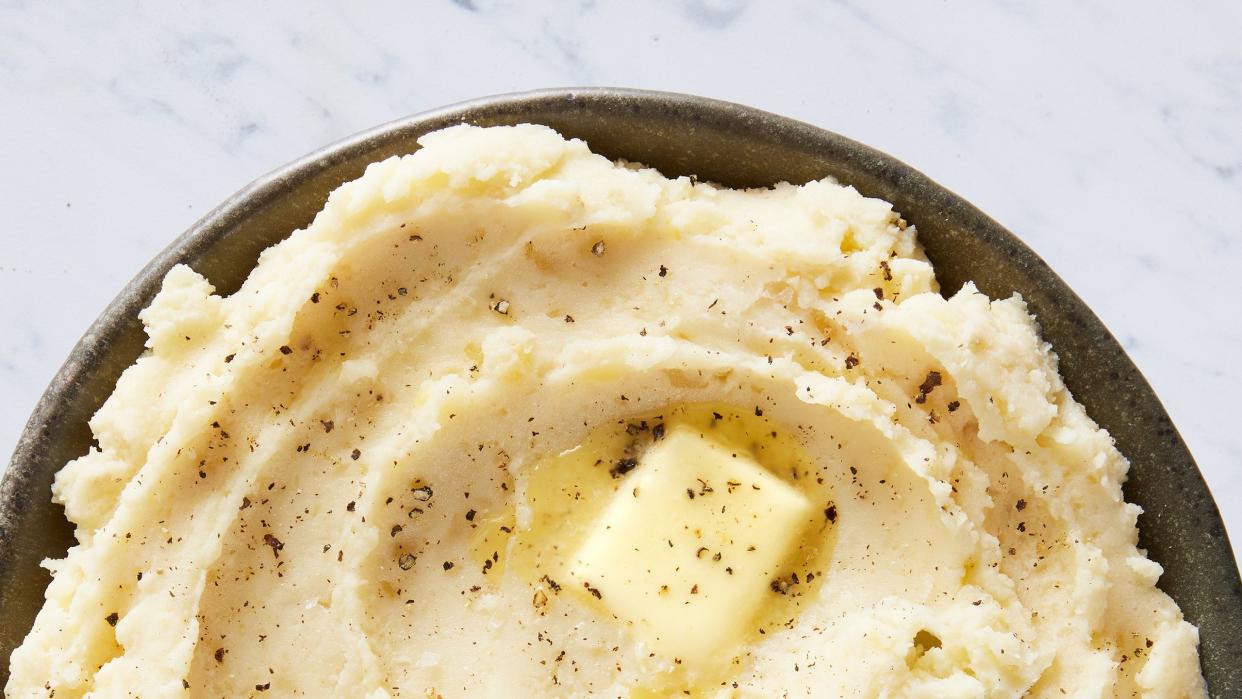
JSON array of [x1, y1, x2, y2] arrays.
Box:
[[567, 425, 812, 666]]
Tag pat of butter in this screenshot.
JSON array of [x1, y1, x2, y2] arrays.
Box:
[[567, 425, 812, 666]]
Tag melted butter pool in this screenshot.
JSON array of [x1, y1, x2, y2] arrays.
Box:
[[471, 403, 840, 693]]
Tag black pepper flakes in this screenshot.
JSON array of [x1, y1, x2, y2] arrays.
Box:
[[256, 682, 270, 692], [915, 371, 942, 404], [583, 582, 603, 599], [279, 345, 293, 355], [105, 612, 119, 627], [321, 420, 334, 433], [1015, 499, 1027, 511], [652, 423, 666, 440], [442, 561, 455, 571], [465, 509, 477, 522], [947, 400, 961, 412], [625, 421, 648, 436], [824, 504, 838, 523], [262, 533, 284, 558], [844, 354, 860, 370], [769, 576, 796, 595], [214, 648, 227, 663], [610, 458, 638, 479], [591, 240, 606, 256], [351, 448, 361, 461], [398, 553, 416, 570], [658, 265, 668, 277]]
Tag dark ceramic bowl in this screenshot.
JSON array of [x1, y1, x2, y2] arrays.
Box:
[[2, 89, 1239, 694]]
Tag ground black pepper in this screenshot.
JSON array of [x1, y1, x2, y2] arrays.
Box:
[[262, 534, 284, 558], [610, 458, 638, 479], [915, 371, 942, 404]]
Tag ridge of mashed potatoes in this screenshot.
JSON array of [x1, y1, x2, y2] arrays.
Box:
[[7, 125, 1205, 698]]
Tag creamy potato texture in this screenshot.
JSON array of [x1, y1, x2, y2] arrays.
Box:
[[8, 125, 1206, 698]]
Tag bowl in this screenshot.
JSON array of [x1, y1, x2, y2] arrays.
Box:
[[2, 88, 1239, 693]]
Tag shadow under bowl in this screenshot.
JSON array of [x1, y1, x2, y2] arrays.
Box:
[[2, 88, 1238, 694]]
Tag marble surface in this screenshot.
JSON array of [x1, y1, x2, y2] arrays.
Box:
[[1, 0, 1238, 564]]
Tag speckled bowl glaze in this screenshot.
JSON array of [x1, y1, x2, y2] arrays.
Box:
[[2, 89, 1239, 694]]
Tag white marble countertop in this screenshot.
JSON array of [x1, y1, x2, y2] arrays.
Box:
[[2, 1, 1238, 564]]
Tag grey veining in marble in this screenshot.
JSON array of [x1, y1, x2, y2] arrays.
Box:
[[1, 0, 1239, 567]]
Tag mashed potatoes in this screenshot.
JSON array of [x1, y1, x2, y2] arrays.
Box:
[[7, 125, 1206, 697]]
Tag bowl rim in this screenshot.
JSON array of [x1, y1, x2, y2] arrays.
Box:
[[2, 87, 1239, 693]]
